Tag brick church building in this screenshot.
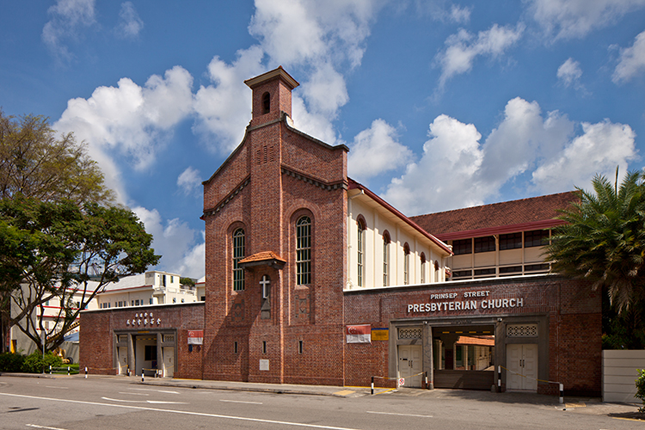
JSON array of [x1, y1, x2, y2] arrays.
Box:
[[80, 67, 601, 396]]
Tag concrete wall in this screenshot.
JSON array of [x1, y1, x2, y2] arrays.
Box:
[[603, 350, 645, 403]]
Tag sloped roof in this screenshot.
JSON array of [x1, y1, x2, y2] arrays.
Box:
[[239, 251, 287, 269], [410, 191, 579, 241]]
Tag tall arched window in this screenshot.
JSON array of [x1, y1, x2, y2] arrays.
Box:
[[296, 216, 311, 285], [262, 92, 270, 114], [420, 253, 427, 284], [357, 218, 366, 287], [404, 243, 410, 285], [233, 228, 245, 291], [383, 231, 391, 286]]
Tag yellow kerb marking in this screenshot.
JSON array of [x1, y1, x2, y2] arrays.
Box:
[[333, 390, 355, 396]]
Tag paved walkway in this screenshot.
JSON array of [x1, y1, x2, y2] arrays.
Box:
[[1, 372, 641, 418]]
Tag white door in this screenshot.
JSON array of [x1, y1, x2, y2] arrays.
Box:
[[163, 347, 174, 378], [506, 344, 538, 392], [398, 345, 423, 387], [117, 347, 128, 375]]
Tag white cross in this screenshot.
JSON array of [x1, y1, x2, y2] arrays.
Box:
[[260, 275, 270, 299]]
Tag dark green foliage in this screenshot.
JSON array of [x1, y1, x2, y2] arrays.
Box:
[[0, 352, 25, 372], [636, 369, 645, 412], [21, 352, 62, 373], [180, 277, 195, 287], [546, 171, 645, 313]]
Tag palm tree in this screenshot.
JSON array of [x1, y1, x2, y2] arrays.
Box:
[[546, 170, 645, 313]]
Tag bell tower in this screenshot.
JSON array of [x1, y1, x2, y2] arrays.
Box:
[[244, 66, 299, 128]]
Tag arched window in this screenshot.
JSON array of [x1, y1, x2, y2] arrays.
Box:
[[404, 243, 410, 285], [296, 216, 311, 285], [262, 92, 270, 114], [420, 253, 426, 284], [383, 231, 391, 286], [233, 228, 245, 291], [357, 218, 366, 287]]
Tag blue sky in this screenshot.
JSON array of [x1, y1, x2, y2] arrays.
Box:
[[1, 0, 645, 279]]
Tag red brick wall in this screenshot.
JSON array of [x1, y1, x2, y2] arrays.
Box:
[[79, 303, 204, 378]]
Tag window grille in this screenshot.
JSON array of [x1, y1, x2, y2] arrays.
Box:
[[398, 327, 423, 339], [296, 216, 311, 285], [507, 324, 538, 337], [233, 228, 245, 291]]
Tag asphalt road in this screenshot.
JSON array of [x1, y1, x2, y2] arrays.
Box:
[[0, 376, 640, 430]]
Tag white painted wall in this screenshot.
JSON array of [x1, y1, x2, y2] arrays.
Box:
[[603, 350, 645, 403]]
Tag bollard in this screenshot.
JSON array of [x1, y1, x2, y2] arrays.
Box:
[[67, 366, 70, 376], [559, 383, 564, 405], [49, 365, 52, 375], [142, 368, 144, 382], [497, 366, 502, 393], [371, 376, 374, 395], [84, 366, 88, 379]]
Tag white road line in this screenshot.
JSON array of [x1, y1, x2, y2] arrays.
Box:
[[366, 411, 433, 418], [26, 425, 68, 430], [101, 397, 143, 403], [102, 397, 186, 404], [126, 388, 180, 394], [220, 399, 263, 405], [45, 386, 69, 390], [118, 392, 149, 396], [0, 393, 358, 430]]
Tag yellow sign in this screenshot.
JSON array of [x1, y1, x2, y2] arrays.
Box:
[[371, 328, 389, 341]]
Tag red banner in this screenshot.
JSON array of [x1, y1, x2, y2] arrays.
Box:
[[346, 324, 371, 343]]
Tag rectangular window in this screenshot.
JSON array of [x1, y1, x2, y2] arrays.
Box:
[[499, 232, 522, 250], [298, 340, 303, 354], [525, 230, 550, 247], [357, 223, 365, 287], [499, 265, 522, 274], [296, 217, 311, 285], [233, 229, 245, 291], [452, 239, 472, 255], [474, 268, 496, 276], [404, 251, 410, 285], [234, 341, 238, 354], [262, 341, 267, 354], [420, 261, 426, 284], [149, 298, 153, 305], [452, 270, 472, 278], [383, 239, 389, 286], [525, 263, 550, 272], [474, 236, 496, 253]]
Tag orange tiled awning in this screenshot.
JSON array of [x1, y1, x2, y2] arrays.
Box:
[[239, 251, 286, 270]]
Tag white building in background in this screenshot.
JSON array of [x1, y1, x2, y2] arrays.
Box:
[[195, 276, 205, 302], [96, 271, 198, 308]]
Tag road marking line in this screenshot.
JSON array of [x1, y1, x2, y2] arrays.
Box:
[[118, 392, 150, 396], [366, 411, 433, 418], [45, 386, 69, 390], [26, 425, 67, 430], [220, 400, 263, 405], [102, 397, 186, 404], [102, 397, 143, 403], [126, 388, 180, 394], [1, 393, 358, 430]]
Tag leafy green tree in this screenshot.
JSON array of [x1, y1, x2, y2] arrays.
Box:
[[546, 171, 645, 313], [0, 196, 160, 353], [0, 110, 113, 204], [180, 277, 195, 287], [0, 110, 115, 353]]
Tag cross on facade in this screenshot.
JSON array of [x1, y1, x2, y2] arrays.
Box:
[[260, 275, 270, 299]]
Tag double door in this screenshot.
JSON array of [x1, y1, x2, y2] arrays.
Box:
[[506, 344, 537, 392], [398, 345, 423, 387]]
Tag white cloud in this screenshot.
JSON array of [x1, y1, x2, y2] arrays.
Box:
[[42, 0, 96, 61], [613, 29, 645, 83], [436, 23, 525, 88], [532, 120, 637, 192], [54, 66, 194, 202], [133, 206, 204, 278], [382, 114, 485, 214], [381, 98, 636, 215], [557, 57, 583, 87], [528, 0, 645, 40], [177, 167, 202, 197], [192, 46, 265, 152], [116, 1, 144, 38], [412, 1, 471, 24], [348, 119, 413, 183]]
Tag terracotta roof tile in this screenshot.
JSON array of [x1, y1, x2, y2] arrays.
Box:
[[410, 191, 579, 239], [239, 251, 286, 264]]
